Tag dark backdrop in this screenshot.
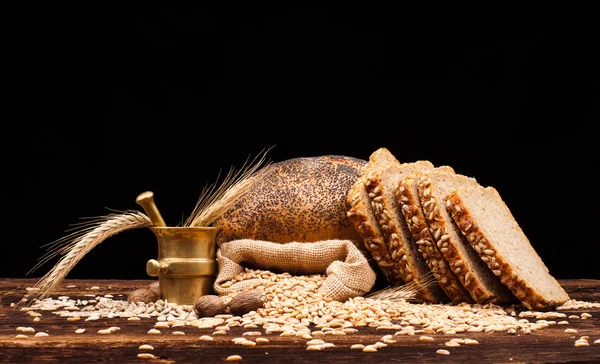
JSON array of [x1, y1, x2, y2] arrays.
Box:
[[3, 6, 598, 282]]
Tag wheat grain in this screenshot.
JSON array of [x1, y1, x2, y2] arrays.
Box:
[[20, 211, 152, 305], [183, 147, 273, 227]]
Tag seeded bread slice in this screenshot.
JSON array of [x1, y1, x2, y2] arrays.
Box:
[[397, 171, 473, 303], [417, 171, 516, 304], [446, 186, 570, 310], [366, 161, 448, 302], [346, 148, 404, 285]]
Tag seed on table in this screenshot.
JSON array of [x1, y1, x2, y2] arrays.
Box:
[[90, 286, 100, 290], [226, 355, 243, 361], [242, 340, 256, 347], [33, 317, 41, 322], [256, 338, 269, 344], [306, 345, 321, 351], [15, 334, 28, 339], [139, 344, 154, 351], [20, 327, 36, 333], [593, 339, 600, 345], [445, 341, 460, 347], [436, 349, 450, 355], [137, 353, 155, 359], [154, 322, 170, 328], [147, 329, 161, 335], [350, 344, 365, 350], [98, 329, 112, 335], [34, 332, 49, 337], [75, 329, 85, 334], [557, 321, 569, 325], [127, 317, 140, 321], [172, 331, 185, 336], [199, 335, 214, 341], [213, 330, 228, 335], [568, 315, 579, 319], [306, 339, 325, 346], [362, 345, 378, 353], [565, 329, 578, 334], [575, 340, 589, 347], [464, 339, 479, 345], [108, 327, 120, 333], [419, 335, 435, 342]]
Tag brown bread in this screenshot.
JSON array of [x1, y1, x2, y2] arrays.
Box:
[[397, 171, 473, 303], [213, 155, 366, 245], [346, 148, 404, 284], [447, 186, 569, 310], [417, 170, 516, 304], [366, 161, 448, 302]]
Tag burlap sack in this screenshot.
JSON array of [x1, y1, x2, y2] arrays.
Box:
[[214, 239, 376, 302]]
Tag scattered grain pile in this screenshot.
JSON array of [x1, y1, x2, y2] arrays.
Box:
[[16, 268, 600, 358]]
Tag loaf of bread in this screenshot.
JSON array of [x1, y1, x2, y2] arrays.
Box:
[[212, 155, 366, 246], [446, 186, 570, 310]]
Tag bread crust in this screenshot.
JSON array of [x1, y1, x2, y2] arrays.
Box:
[[397, 175, 472, 303], [417, 173, 515, 304], [446, 189, 570, 310]]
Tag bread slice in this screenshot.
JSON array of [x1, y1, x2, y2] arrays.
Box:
[[397, 171, 473, 303], [417, 171, 516, 304], [446, 186, 570, 310], [366, 161, 448, 302], [346, 148, 405, 285]]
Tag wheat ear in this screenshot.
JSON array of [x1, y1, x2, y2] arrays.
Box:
[[184, 147, 273, 227], [365, 271, 439, 302], [20, 210, 151, 305], [366, 281, 419, 302]]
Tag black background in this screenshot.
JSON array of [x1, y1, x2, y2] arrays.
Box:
[[3, 6, 598, 282]]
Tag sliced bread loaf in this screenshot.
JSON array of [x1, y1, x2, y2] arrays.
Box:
[[347, 148, 404, 285], [366, 161, 448, 302], [397, 171, 473, 303], [446, 186, 570, 310], [417, 171, 517, 304]]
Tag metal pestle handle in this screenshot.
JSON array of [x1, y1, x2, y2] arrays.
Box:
[[136, 191, 167, 227]]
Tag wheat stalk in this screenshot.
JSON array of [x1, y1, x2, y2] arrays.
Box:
[[20, 210, 152, 305], [365, 281, 418, 302], [365, 271, 439, 302], [183, 147, 273, 227]]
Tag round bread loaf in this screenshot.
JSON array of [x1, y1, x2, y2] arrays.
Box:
[[212, 155, 367, 244]]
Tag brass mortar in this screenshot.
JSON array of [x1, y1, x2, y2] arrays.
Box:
[[146, 226, 220, 305], [136, 191, 220, 305]]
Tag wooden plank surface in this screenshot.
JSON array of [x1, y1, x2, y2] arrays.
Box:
[[1, 278, 599, 363]]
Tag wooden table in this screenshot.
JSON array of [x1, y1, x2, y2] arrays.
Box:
[[1, 278, 599, 363]]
